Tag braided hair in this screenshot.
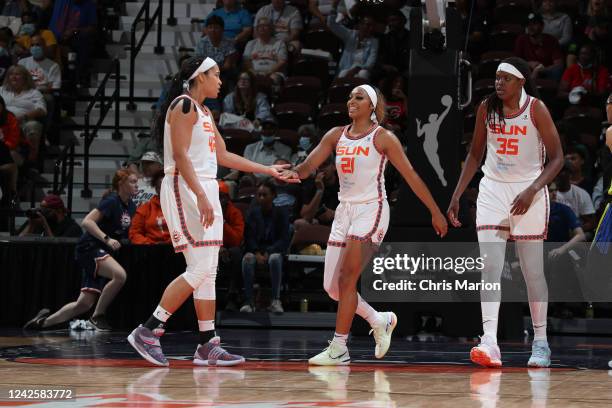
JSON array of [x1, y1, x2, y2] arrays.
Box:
[[485, 57, 540, 127]]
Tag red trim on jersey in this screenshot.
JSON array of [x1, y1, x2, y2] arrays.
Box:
[[346, 155, 386, 242], [372, 127, 385, 155], [172, 170, 223, 252], [509, 187, 549, 241], [328, 241, 347, 248], [504, 95, 531, 119], [476, 225, 511, 232], [344, 122, 378, 140], [529, 98, 538, 128]]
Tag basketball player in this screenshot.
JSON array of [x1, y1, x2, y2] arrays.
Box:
[[281, 85, 448, 365], [127, 57, 293, 367], [447, 57, 564, 368]]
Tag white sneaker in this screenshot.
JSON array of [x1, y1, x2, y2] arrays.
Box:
[[267, 299, 284, 313], [470, 334, 502, 368], [239, 304, 254, 313], [308, 341, 350, 366], [369, 312, 397, 359]]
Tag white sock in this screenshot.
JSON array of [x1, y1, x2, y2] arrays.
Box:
[[477, 230, 508, 344], [357, 295, 384, 327], [198, 319, 215, 332], [516, 241, 548, 342], [153, 305, 172, 323], [333, 332, 349, 347]]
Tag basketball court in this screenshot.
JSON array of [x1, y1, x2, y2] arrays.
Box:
[[2, 328, 612, 406]]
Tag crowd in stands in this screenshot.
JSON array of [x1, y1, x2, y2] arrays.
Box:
[[0, 0, 109, 219], [4, 0, 612, 316]]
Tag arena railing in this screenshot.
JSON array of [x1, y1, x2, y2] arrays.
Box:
[[52, 139, 76, 212], [127, 0, 165, 111], [82, 58, 121, 199]]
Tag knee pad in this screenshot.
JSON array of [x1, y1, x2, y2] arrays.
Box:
[[193, 247, 220, 300], [182, 246, 219, 291]]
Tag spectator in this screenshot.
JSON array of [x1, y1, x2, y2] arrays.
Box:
[[49, 0, 97, 86], [295, 156, 339, 227], [545, 182, 586, 312], [540, 0, 573, 48], [221, 69, 273, 130], [513, 13, 564, 81], [195, 15, 238, 80], [126, 135, 161, 174], [565, 145, 594, 194], [0, 65, 46, 162], [205, 0, 253, 47], [218, 180, 245, 310], [254, 0, 303, 54], [129, 169, 170, 244], [558, 43, 609, 104], [18, 193, 81, 237], [14, 11, 58, 62], [23, 169, 137, 332], [584, 0, 610, 51], [308, 0, 347, 27], [376, 9, 410, 77], [242, 117, 291, 178], [546, 182, 586, 256], [241, 180, 290, 313], [18, 34, 60, 92], [1, 0, 38, 18], [555, 161, 596, 232], [0, 94, 22, 204], [243, 17, 288, 88], [132, 151, 163, 207], [327, 5, 379, 80], [382, 73, 408, 134], [290, 123, 318, 166]]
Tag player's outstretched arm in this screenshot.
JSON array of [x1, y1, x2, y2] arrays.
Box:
[[281, 127, 342, 180], [447, 101, 487, 226], [378, 129, 448, 237], [211, 112, 296, 182]]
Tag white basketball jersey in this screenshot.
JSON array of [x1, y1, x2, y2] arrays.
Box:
[[482, 96, 545, 183], [335, 125, 387, 203], [163, 95, 217, 179]]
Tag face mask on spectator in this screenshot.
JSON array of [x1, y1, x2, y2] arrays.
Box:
[[0, 47, 7, 57], [299, 137, 311, 151], [20, 24, 36, 36], [261, 135, 275, 145], [30, 45, 44, 60]]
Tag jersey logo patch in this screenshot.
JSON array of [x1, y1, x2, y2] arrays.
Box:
[[172, 230, 182, 243]]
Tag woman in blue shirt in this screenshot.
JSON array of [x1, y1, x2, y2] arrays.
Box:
[[24, 169, 138, 332]]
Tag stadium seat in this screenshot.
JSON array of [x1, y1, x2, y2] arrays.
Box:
[[318, 103, 349, 133], [277, 128, 300, 151], [478, 51, 514, 79], [303, 28, 343, 59], [222, 128, 254, 156], [274, 102, 313, 130], [493, 1, 530, 25], [278, 76, 322, 107], [473, 78, 495, 104], [292, 58, 330, 87], [290, 223, 332, 252], [327, 77, 367, 103]]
